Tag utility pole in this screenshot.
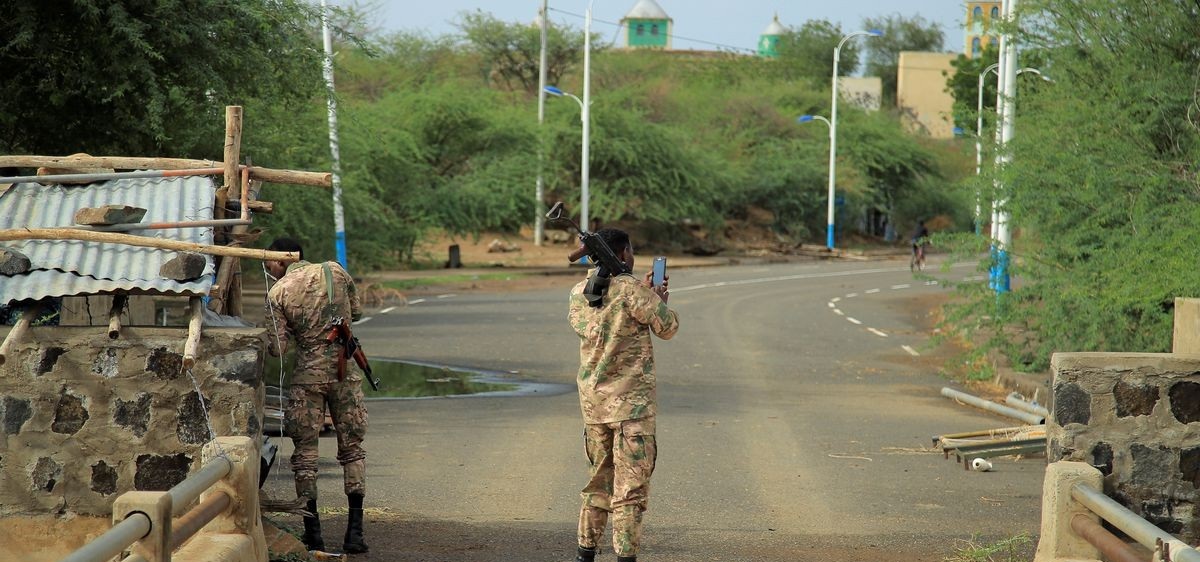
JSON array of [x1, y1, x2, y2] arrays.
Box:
[[535, 0, 549, 246], [994, 0, 1019, 293], [580, 0, 593, 236], [321, 0, 348, 268]]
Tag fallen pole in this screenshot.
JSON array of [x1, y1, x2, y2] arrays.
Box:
[[1005, 392, 1050, 418], [941, 387, 1045, 425], [932, 425, 1037, 446], [0, 228, 298, 262], [0, 155, 332, 187]]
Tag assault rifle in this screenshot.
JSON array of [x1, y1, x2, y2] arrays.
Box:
[[545, 202, 630, 307], [326, 316, 381, 391]]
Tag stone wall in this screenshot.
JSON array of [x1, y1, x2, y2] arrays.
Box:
[[0, 326, 265, 517], [1048, 352, 1200, 542]]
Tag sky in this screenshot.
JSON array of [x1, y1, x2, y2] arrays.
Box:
[[339, 1, 971, 55]]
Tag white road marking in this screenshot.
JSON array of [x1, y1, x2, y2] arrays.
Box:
[[827, 302, 836, 308], [902, 345, 920, 356], [834, 309, 845, 316], [670, 263, 973, 294], [831, 297, 841, 303], [380, 306, 397, 314], [352, 316, 373, 326], [865, 288, 881, 294], [891, 284, 911, 290], [868, 328, 888, 337], [846, 293, 859, 298], [847, 317, 863, 325], [924, 281, 939, 286], [437, 294, 457, 299], [408, 298, 426, 305]]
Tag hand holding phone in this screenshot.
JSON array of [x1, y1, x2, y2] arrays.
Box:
[[651, 257, 667, 288]]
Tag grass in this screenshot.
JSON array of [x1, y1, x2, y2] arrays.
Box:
[[944, 533, 1034, 562], [379, 272, 530, 291]]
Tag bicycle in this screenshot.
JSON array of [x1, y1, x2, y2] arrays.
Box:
[[910, 240, 927, 272]]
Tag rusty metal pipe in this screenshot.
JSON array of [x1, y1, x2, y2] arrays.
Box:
[[169, 491, 232, 550], [1070, 513, 1146, 562], [0, 167, 225, 184]]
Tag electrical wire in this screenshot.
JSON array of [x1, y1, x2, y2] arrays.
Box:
[[262, 262, 288, 441], [547, 7, 757, 54]]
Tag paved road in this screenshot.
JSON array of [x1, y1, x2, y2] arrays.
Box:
[[262, 258, 1043, 561]]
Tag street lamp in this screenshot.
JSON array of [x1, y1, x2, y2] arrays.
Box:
[[827, 29, 883, 250], [545, 85, 589, 262], [975, 65, 1048, 234]]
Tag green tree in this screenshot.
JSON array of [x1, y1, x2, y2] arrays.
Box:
[[944, 0, 1200, 372], [0, 0, 327, 157], [774, 20, 861, 84], [861, 14, 945, 107], [455, 10, 588, 93]]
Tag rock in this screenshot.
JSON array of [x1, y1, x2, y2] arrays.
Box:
[[74, 205, 147, 226], [0, 247, 31, 275], [487, 239, 521, 253], [546, 230, 573, 244], [160, 252, 207, 281]]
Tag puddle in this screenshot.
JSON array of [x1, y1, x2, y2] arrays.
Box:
[[261, 356, 570, 400]]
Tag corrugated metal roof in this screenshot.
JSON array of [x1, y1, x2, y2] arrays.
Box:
[[0, 176, 217, 305]]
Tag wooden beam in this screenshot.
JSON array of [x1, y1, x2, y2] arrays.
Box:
[[209, 180, 266, 315], [0, 155, 332, 188], [219, 106, 243, 219], [183, 296, 204, 369], [108, 294, 127, 339], [0, 228, 299, 262], [0, 304, 40, 366]]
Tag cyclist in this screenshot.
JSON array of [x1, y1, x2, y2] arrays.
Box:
[[910, 220, 930, 271]]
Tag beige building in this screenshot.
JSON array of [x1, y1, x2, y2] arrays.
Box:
[[896, 51, 958, 139], [838, 76, 882, 112]]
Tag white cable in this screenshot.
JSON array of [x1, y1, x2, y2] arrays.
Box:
[[263, 262, 287, 440]]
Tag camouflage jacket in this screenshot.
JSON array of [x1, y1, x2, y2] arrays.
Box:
[[266, 260, 362, 385], [569, 273, 679, 424]]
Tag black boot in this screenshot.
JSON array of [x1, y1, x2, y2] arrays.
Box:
[[301, 498, 325, 551], [575, 545, 597, 562], [617, 557, 637, 562], [343, 493, 369, 554]]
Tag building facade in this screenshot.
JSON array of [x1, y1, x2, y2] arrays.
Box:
[[896, 51, 958, 138], [965, 1, 1001, 57], [757, 14, 786, 58], [622, 0, 672, 49]]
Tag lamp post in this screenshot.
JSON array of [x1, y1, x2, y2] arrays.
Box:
[[994, 0, 1019, 293], [535, 0, 549, 246], [545, 85, 587, 257], [320, 0, 348, 268], [827, 29, 883, 250], [976, 64, 1046, 235]]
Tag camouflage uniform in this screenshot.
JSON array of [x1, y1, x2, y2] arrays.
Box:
[[266, 260, 367, 501], [569, 273, 679, 557]]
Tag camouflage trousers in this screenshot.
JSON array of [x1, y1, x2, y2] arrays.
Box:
[[578, 417, 657, 557], [286, 374, 368, 500]]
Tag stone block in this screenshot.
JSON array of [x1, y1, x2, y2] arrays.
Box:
[[90, 347, 118, 378], [36, 347, 66, 375], [176, 391, 212, 445], [1169, 381, 1200, 423], [134, 453, 191, 491], [113, 393, 151, 438], [30, 457, 61, 493], [0, 248, 31, 276], [51, 391, 88, 435], [1091, 442, 1113, 475], [1054, 381, 1091, 426], [1114, 380, 1158, 417], [159, 252, 207, 281], [90, 461, 117, 496], [73, 205, 147, 226], [146, 347, 183, 380], [0, 396, 32, 434]]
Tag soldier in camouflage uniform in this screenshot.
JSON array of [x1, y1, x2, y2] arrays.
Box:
[[265, 238, 370, 554], [567, 228, 679, 562]]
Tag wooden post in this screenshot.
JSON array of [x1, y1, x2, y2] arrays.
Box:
[[228, 258, 244, 318], [183, 297, 204, 370], [209, 179, 265, 315], [0, 228, 298, 262], [107, 294, 128, 339], [0, 304, 40, 366], [218, 106, 243, 221]]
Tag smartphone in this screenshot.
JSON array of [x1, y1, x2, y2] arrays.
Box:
[[651, 257, 667, 288]]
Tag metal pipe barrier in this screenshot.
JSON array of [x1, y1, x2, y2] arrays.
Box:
[[1005, 392, 1050, 418], [1069, 513, 1144, 562], [941, 387, 1046, 425], [1071, 483, 1200, 562], [58, 437, 259, 562]]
